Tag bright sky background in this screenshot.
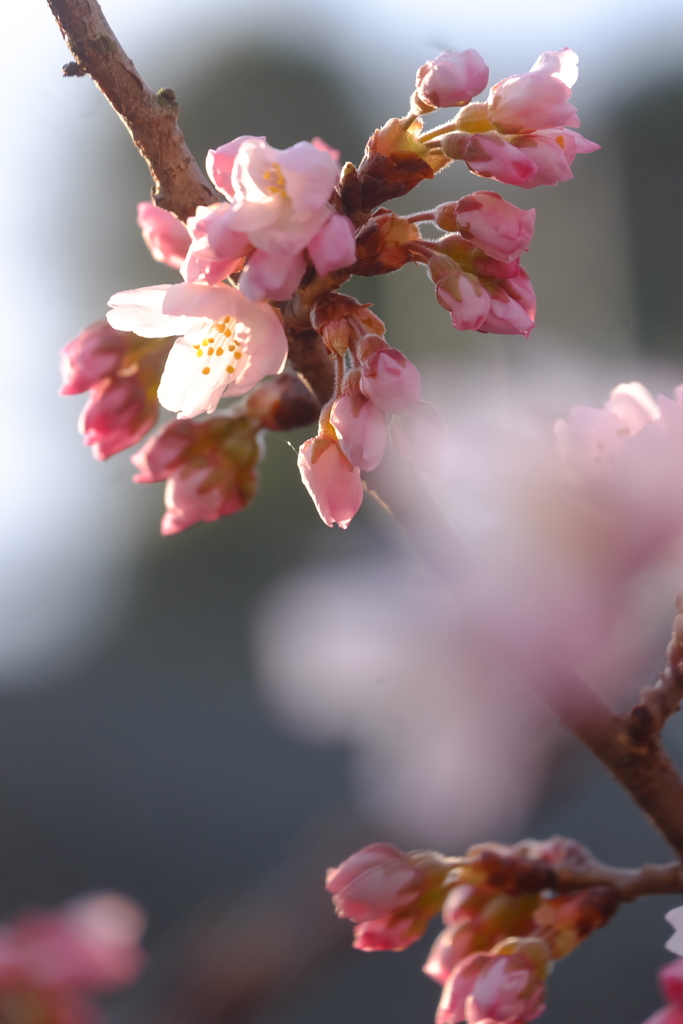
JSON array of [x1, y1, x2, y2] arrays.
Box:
[[1, 0, 682, 677]]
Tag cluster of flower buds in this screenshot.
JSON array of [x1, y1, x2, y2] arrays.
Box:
[[412, 47, 599, 189], [642, 959, 683, 1024], [133, 372, 318, 534], [0, 893, 146, 1024], [327, 836, 618, 1024], [60, 319, 172, 459], [297, 294, 446, 527]]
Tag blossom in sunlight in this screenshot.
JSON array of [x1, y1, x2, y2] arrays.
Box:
[[107, 282, 288, 418], [0, 893, 146, 1024], [436, 939, 549, 1024], [326, 844, 452, 952], [488, 48, 580, 135], [429, 255, 491, 332], [193, 136, 356, 300], [297, 433, 363, 528], [435, 192, 536, 263], [132, 415, 261, 535], [415, 50, 489, 109], [179, 204, 249, 286], [479, 268, 536, 337], [136, 202, 190, 269], [442, 131, 538, 187], [510, 128, 601, 189]]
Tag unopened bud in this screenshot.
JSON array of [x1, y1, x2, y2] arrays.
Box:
[[354, 212, 421, 276], [245, 373, 320, 431], [311, 293, 386, 355]]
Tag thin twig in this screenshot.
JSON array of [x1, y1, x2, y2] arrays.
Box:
[[627, 598, 683, 742], [46, 0, 221, 218]]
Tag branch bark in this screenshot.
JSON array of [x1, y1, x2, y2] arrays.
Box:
[[46, 0, 221, 218]]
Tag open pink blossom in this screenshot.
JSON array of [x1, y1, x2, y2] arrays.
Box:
[[360, 348, 421, 415], [512, 128, 600, 188], [180, 205, 250, 285], [308, 213, 357, 277], [59, 320, 130, 395], [137, 202, 191, 270], [436, 192, 536, 263], [107, 282, 288, 418], [488, 48, 580, 134], [330, 393, 387, 471], [206, 135, 265, 199], [416, 49, 489, 108], [297, 434, 363, 528], [443, 132, 537, 187], [238, 249, 308, 302]]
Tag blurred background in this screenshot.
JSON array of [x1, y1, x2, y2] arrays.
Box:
[[2, 1, 683, 1021]]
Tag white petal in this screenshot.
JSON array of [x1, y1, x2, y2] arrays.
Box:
[[162, 281, 246, 321], [107, 285, 205, 338], [157, 332, 228, 418]]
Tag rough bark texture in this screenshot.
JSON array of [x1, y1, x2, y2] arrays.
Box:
[[47, 0, 221, 218]]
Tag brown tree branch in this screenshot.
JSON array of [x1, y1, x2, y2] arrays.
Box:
[[627, 595, 683, 742], [46, 0, 221, 218]]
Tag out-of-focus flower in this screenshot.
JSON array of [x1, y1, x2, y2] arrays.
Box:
[[429, 255, 491, 332], [326, 844, 453, 952], [435, 192, 536, 263], [436, 938, 549, 1024], [511, 128, 601, 189], [0, 893, 145, 1024], [132, 414, 261, 535], [360, 347, 422, 414], [297, 434, 363, 528], [442, 131, 537, 187], [665, 908, 683, 957], [107, 281, 288, 418], [488, 48, 580, 135], [415, 50, 489, 109], [390, 401, 449, 478], [641, 957, 683, 1024], [137, 202, 190, 270], [330, 390, 388, 472], [60, 320, 130, 396]]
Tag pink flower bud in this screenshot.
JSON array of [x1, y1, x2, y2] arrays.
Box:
[[360, 348, 421, 414], [437, 192, 536, 263], [352, 915, 423, 952], [161, 463, 253, 536], [423, 922, 484, 985], [136, 202, 190, 270], [437, 940, 549, 1024], [326, 843, 422, 922], [131, 420, 194, 483], [330, 393, 387, 471], [308, 214, 357, 276], [297, 434, 363, 528], [390, 401, 449, 477], [511, 128, 600, 189], [488, 48, 580, 134], [59, 320, 129, 395], [479, 270, 536, 337], [79, 373, 158, 461], [415, 50, 489, 108], [429, 256, 491, 332], [442, 131, 537, 187]]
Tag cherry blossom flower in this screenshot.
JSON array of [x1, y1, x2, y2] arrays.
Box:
[[416, 50, 490, 109], [180, 204, 249, 286], [488, 48, 580, 135], [0, 894, 146, 1024], [479, 268, 536, 337], [429, 255, 491, 331], [307, 213, 357, 277], [297, 434, 364, 528], [435, 192, 536, 263], [107, 282, 288, 418], [437, 940, 549, 1024], [136, 202, 190, 269], [206, 135, 265, 199]]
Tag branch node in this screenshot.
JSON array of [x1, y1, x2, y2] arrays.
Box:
[[62, 60, 86, 77]]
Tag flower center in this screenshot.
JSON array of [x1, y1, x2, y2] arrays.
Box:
[[192, 316, 244, 377], [262, 162, 288, 198]]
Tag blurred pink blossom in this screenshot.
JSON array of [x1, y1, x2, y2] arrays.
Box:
[[437, 943, 547, 1024], [136, 202, 190, 270], [326, 843, 422, 921], [488, 48, 580, 135]]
